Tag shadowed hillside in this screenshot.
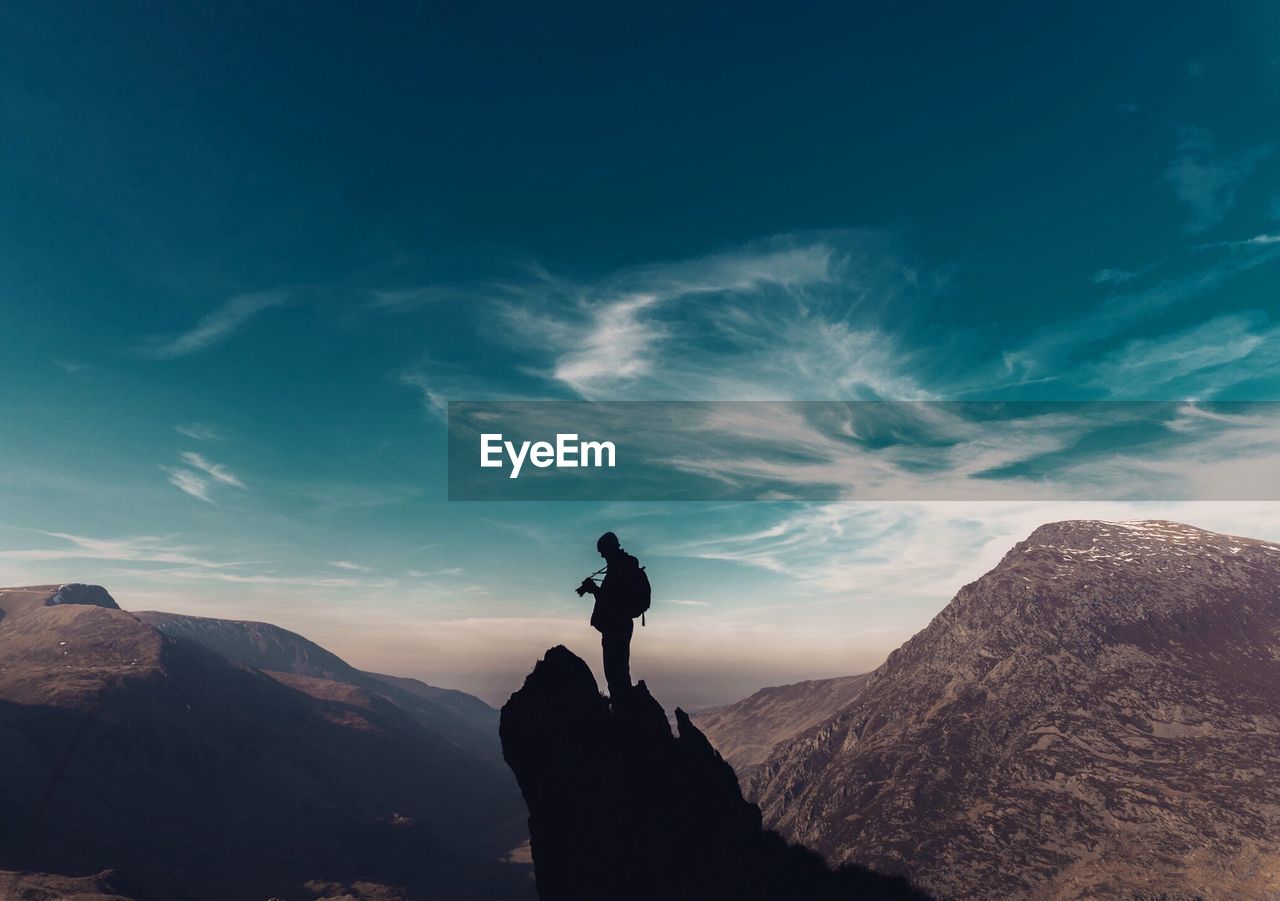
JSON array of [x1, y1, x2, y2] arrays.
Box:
[[137, 611, 502, 764]]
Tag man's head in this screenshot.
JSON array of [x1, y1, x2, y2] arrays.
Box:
[[596, 531, 622, 559]]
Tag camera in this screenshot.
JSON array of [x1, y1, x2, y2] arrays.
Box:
[[575, 565, 607, 596]]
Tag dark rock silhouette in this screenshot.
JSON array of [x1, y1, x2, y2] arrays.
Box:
[[499, 646, 927, 901]]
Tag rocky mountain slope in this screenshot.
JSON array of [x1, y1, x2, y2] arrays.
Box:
[[0, 867, 131, 901], [499, 645, 927, 900], [752, 520, 1280, 900], [0, 584, 530, 900], [693, 673, 869, 784]]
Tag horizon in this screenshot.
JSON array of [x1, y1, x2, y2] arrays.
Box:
[[5, 1, 1280, 710], [7, 508, 1280, 709]]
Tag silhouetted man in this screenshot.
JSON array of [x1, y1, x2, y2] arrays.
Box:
[[578, 531, 642, 701]]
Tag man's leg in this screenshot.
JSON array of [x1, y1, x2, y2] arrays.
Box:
[[602, 620, 633, 699]]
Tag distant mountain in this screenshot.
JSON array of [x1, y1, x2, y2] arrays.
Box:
[[0, 584, 531, 900], [136, 611, 501, 764], [752, 521, 1280, 899], [692, 674, 868, 784], [499, 646, 927, 901]]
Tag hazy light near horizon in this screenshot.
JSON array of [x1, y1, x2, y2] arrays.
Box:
[[12, 499, 1280, 709]]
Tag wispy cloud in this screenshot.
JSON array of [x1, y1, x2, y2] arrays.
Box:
[[485, 232, 934, 401], [390, 234, 927, 419], [179, 452, 246, 489], [1091, 266, 1149, 284], [175, 423, 222, 442], [514, 240, 838, 398], [647, 402, 1151, 501], [52, 359, 88, 373], [1084, 313, 1280, 398], [551, 291, 668, 394], [1197, 233, 1280, 250], [166, 468, 213, 503], [0, 528, 397, 595], [115, 565, 397, 590], [368, 286, 454, 311], [1164, 129, 1270, 233], [399, 370, 448, 420], [408, 567, 463, 577], [138, 290, 287, 360], [329, 560, 370, 571], [164, 452, 245, 504], [0, 529, 226, 567], [993, 242, 1280, 395], [396, 357, 539, 422], [287, 480, 421, 512]]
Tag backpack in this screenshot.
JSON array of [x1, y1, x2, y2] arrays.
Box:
[[589, 555, 652, 632], [628, 565, 652, 625]]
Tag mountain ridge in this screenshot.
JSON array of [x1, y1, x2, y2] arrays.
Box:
[[0, 583, 530, 900], [751, 519, 1280, 899], [135, 610, 502, 763]]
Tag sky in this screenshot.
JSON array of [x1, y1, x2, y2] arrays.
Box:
[[3, 2, 1280, 707]]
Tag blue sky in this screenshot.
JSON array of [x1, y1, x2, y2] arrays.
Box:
[[3, 2, 1280, 705]]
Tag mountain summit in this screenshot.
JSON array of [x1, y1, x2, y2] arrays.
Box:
[[0, 583, 119, 619], [499, 645, 926, 900], [752, 520, 1280, 899]]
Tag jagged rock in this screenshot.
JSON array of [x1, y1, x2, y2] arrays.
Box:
[[500, 645, 927, 900], [48, 583, 120, 609]]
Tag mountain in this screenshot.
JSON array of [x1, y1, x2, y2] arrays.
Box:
[[752, 521, 1280, 900], [136, 611, 501, 764], [692, 674, 869, 784], [499, 645, 927, 901], [0, 867, 130, 900], [0, 584, 531, 900]]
